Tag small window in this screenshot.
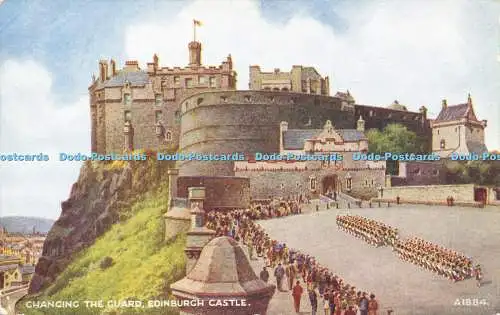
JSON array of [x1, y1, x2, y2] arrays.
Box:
[[413, 168, 421, 175], [124, 110, 131, 122], [185, 78, 193, 88], [437, 130, 440, 135], [155, 110, 162, 123], [209, 76, 216, 87], [197, 98, 203, 105], [220, 96, 227, 102], [244, 95, 251, 102], [432, 169, 439, 176], [123, 93, 131, 105], [174, 110, 180, 121], [199, 76, 207, 84], [440, 139, 445, 149], [369, 110, 373, 117], [165, 131, 172, 141], [174, 76, 180, 85], [155, 94, 162, 106], [280, 183, 285, 190]]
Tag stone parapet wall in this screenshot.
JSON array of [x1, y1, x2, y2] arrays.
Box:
[[378, 184, 475, 203]]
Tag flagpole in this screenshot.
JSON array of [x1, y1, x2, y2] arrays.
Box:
[[193, 20, 196, 42]]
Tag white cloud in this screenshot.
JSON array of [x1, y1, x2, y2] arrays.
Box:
[[125, 0, 499, 150], [0, 60, 89, 219]]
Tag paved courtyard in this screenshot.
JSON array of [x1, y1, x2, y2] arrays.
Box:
[[256, 205, 500, 315]]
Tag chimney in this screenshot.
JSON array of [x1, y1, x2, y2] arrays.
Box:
[[110, 59, 116, 77], [124, 60, 140, 72], [442, 99, 447, 109], [98, 60, 108, 82]]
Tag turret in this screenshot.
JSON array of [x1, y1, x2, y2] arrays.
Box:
[[442, 99, 447, 109], [188, 41, 202, 67], [357, 115, 365, 132]]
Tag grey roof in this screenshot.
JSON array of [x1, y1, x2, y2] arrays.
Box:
[[283, 129, 366, 150], [20, 265, 35, 274], [96, 71, 150, 88], [435, 103, 480, 122], [466, 141, 488, 153], [301, 67, 322, 80], [283, 129, 321, 150]]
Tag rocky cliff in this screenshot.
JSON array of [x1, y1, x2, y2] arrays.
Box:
[[30, 156, 171, 294]]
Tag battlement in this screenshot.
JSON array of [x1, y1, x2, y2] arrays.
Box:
[[179, 90, 352, 115]]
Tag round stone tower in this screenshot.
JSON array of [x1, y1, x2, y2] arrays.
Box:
[[188, 41, 202, 67]]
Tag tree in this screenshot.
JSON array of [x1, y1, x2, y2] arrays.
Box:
[[366, 124, 421, 175], [366, 123, 419, 154]]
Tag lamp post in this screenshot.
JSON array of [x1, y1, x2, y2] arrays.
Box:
[[377, 184, 384, 198]]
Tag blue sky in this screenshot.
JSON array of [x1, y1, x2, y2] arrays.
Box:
[[0, 0, 499, 219]]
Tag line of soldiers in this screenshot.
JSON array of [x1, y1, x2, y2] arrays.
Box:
[[336, 215, 399, 247], [394, 237, 478, 282], [206, 201, 379, 314]]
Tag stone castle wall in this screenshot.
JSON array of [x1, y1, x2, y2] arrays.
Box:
[[177, 176, 250, 210], [354, 105, 431, 143], [379, 184, 475, 202], [178, 90, 356, 176], [235, 163, 385, 200]]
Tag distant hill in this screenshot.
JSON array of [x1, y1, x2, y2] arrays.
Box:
[[0, 216, 55, 234]]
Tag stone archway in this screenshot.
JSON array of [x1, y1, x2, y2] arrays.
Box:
[[322, 175, 338, 197]]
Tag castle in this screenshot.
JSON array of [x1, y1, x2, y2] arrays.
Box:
[[89, 39, 489, 207]]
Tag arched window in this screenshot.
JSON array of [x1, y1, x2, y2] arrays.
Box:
[[273, 87, 280, 91], [440, 139, 445, 149], [165, 131, 172, 141], [282, 87, 289, 91]]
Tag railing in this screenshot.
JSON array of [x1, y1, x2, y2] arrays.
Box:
[[0, 284, 29, 297], [337, 192, 361, 204]]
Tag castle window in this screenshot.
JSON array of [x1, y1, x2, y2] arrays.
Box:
[[437, 130, 440, 135], [185, 78, 193, 88], [280, 183, 285, 190], [415, 115, 419, 120], [264, 87, 271, 91], [309, 176, 317, 191], [244, 95, 251, 102], [291, 97, 297, 104], [432, 169, 439, 176], [174, 76, 180, 85], [197, 98, 203, 105], [273, 87, 280, 91], [174, 110, 180, 122], [165, 130, 172, 141], [413, 168, 421, 175], [369, 110, 373, 117], [155, 110, 162, 123], [123, 93, 131, 105], [440, 139, 445, 149], [220, 96, 227, 102], [155, 94, 162, 106], [124, 110, 131, 122], [282, 87, 289, 91], [269, 96, 275, 102], [209, 76, 216, 87], [199, 76, 207, 85]]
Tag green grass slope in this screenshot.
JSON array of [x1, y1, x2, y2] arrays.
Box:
[[19, 184, 186, 315]]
